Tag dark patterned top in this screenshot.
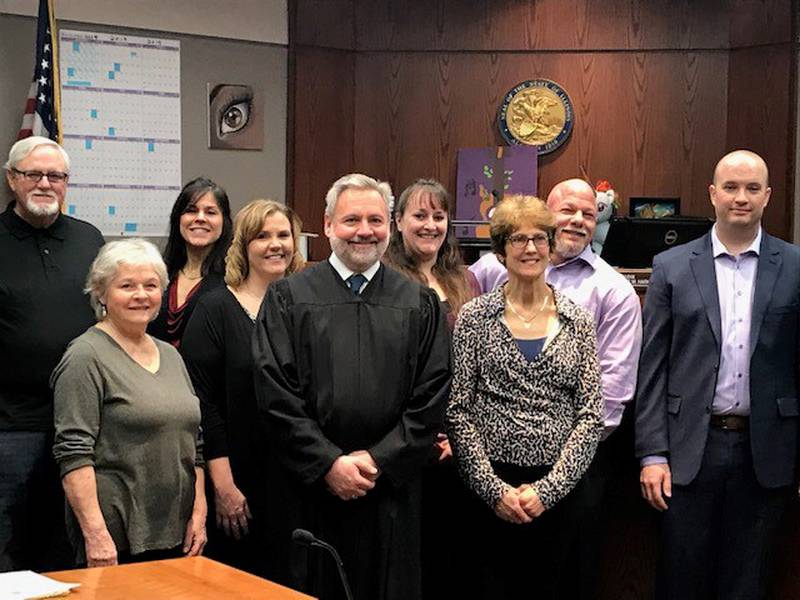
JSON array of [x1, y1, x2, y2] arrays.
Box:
[[148, 271, 224, 348], [446, 287, 603, 510]]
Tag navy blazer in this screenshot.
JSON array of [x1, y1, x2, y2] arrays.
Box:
[[635, 231, 800, 488]]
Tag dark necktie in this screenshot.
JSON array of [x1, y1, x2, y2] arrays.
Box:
[[347, 273, 367, 295]]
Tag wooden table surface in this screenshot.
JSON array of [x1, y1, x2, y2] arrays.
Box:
[[46, 556, 315, 600]]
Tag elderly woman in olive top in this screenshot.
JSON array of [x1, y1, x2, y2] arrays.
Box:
[[181, 200, 304, 576], [382, 179, 480, 598], [52, 239, 206, 567], [149, 177, 233, 347], [446, 196, 602, 600]]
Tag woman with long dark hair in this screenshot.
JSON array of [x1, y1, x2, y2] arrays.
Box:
[[383, 179, 479, 327], [148, 177, 233, 347], [382, 178, 479, 599]]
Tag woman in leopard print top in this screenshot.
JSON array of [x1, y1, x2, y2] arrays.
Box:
[[445, 195, 602, 600]]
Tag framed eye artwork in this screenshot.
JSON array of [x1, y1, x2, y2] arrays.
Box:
[[207, 83, 264, 150]]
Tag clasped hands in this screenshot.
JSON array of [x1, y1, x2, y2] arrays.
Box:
[[324, 450, 380, 501], [494, 483, 546, 524]]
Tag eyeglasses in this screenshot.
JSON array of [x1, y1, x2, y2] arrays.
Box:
[[11, 168, 69, 184], [507, 233, 550, 249]]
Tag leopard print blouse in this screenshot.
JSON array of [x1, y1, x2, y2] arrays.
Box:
[[446, 287, 603, 510]]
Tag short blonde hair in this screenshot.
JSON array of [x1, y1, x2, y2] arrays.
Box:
[[225, 199, 305, 287], [85, 239, 168, 321], [490, 195, 555, 256]]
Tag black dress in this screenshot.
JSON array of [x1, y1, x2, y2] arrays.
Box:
[[181, 286, 272, 577], [149, 271, 224, 347], [253, 262, 452, 600]]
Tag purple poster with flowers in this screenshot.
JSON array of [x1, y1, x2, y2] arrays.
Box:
[[454, 146, 538, 239]]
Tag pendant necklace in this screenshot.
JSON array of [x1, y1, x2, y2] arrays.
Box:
[[505, 292, 549, 329]]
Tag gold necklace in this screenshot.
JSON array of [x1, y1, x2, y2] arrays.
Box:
[[504, 292, 549, 329], [180, 268, 202, 280]]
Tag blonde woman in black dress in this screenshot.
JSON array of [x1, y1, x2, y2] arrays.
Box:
[[182, 199, 303, 576]]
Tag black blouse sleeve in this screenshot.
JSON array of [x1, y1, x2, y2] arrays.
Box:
[[181, 293, 229, 460]]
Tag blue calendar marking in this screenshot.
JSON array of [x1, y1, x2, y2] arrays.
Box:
[[58, 29, 182, 237]]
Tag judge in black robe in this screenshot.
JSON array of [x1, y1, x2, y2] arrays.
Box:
[[253, 176, 451, 600]]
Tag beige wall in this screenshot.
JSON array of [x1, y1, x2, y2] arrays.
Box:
[[0, 0, 287, 44], [0, 4, 288, 230]]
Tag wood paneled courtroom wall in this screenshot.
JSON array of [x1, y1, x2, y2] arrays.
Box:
[[290, 0, 796, 260], [289, 2, 800, 598]]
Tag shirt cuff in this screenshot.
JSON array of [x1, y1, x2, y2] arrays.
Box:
[[57, 455, 95, 478], [640, 455, 668, 467]]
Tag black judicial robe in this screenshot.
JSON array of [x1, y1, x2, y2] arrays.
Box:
[[253, 261, 451, 600]]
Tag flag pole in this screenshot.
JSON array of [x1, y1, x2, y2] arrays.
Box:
[[48, 0, 62, 144]]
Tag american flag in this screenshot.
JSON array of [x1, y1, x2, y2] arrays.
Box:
[[17, 0, 61, 142]]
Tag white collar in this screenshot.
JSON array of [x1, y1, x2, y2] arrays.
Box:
[[711, 223, 761, 258], [328, 252, 381, 283]]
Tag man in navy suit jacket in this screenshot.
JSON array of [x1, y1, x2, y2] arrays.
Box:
[[635, 150, 800, 600]]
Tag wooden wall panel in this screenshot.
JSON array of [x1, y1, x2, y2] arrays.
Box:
[[729, 0, 793, 47], [288, 3, 799, 599], [354, 0, 729, 51], [354, 51, 728, 217], [726, 44, 793, 239], [291, 47, 355, 259], [293, 0, 355, 49]]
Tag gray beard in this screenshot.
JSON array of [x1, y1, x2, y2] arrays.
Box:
[[23, 197, 60, 217], [555, 239, 585, 261]]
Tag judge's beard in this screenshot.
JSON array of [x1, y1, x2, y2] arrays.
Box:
[[330, 235, 388, 272]]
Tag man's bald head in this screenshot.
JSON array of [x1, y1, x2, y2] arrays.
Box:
[[546, 178, 595, 209], [713, 150, 769, 187], [709, 149, 771, 233], [546, 178, 597, 264]]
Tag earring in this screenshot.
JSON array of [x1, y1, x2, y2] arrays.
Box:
[[100, 303, 108, 319]]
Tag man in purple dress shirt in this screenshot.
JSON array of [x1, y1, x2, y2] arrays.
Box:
[[636, 150, 800, 600], [469, 179, 643, 597]]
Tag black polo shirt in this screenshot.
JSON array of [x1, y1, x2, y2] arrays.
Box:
[[0, 203, 104, 431]]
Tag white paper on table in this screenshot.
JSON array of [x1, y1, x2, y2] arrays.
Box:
[[0, 570, 79, 600]]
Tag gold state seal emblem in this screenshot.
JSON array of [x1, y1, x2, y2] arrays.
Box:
[[498, 79, 574, 154]]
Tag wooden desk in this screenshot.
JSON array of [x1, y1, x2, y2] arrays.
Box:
[[46, 556, 315, 600]]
